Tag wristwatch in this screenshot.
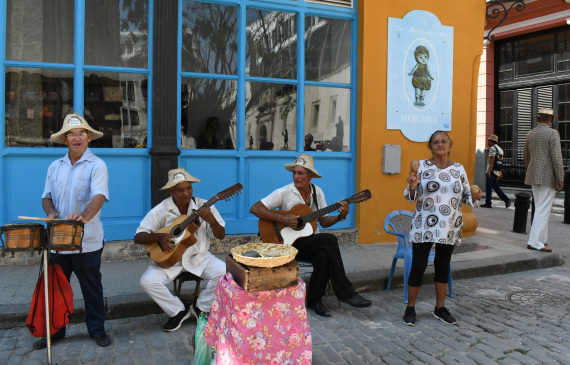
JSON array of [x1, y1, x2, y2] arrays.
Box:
[[338, 214, 346, 221]]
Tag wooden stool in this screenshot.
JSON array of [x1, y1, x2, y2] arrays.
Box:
[[173, 272, 202, 304]]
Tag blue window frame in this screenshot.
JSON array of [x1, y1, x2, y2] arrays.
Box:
[[177, 0, 358, 234]]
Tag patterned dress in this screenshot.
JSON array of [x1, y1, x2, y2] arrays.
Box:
[[404, 159, 474, 246]]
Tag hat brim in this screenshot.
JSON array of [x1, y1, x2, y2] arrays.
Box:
[[284, 163, 322, 178], [50, 128, 104, 144], [160, 177, 201, 190], [537, 112, 557, 117]]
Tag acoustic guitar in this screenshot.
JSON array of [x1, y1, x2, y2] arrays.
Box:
[[146, 183, 243, 268], [258, 189, 371, 246]]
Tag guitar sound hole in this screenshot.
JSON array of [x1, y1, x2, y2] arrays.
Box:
[[171, 227, 182, 236]]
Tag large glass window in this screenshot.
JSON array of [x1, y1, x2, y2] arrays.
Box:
[[5, 68, 74, 147], [4, 0, 150, 148], [85, 0, 149, 68], [6, 0, 75, 64], [181, 1, 355, 153]]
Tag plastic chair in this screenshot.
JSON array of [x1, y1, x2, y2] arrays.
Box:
[[384, 210, 452, 303]]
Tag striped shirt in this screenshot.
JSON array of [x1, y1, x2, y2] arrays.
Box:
[[42, 148, 109, 253]]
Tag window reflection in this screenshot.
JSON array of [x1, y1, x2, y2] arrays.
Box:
[[5, 68, 74, 147], [85, 0, 148, 68], [246, 9, 297, 79], [245, 82, 297, 151], [304, 86, 350, 152], [182, 1, 238, 74], [6, 0, 74, 64], [181, 78, 237, 149], [305, 16, 351, 84], [84, 72, 148, 148]]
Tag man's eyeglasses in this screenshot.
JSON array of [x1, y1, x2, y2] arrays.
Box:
[[65, 131, 88, 139]]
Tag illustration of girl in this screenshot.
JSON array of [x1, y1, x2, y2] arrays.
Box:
[[408, 45, 434, 106]]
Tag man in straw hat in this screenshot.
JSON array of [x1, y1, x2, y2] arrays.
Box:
[[481, 134, 511, 209], [250, 154, 371, 317], [523, 107, 565, 252], [36, 113, 111, 349], [134, 168, 226, 331]]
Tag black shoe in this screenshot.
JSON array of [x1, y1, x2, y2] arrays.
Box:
[[32, 336, 65, 350], [306, 301, 331, 317], [403, 306, 416, 326], [433, 306, 457, 325], [480, 203, 492, 208], [339, 294, 372, 308], [163, 305, 191, 332], [505, 199, 511, 209], [90, 333, 112, 347]]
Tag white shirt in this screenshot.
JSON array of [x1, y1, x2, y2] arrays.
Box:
[[42, 148, 109, 253], [261, 183, 327, 234], [136, 196, 225, 278]]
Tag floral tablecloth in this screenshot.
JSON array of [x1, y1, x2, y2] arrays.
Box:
[[203, 273, 312, 365]]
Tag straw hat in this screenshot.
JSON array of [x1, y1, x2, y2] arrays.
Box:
[[284, 154, 321, 178], [537, 107, 557, 117], [488, 134, 499, 144], [160, 168, 201, 190], [51, 113, 103, 143]]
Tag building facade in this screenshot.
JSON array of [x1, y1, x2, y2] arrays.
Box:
[[2, 0, 485, 244], [477, 0, 570, 187]]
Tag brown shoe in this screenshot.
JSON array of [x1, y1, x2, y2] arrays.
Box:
[[527, 245, 552, 252]]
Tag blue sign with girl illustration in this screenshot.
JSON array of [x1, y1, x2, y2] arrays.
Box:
[[387, 10, 454, 142]]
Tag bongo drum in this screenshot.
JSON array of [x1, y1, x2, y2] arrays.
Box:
[[0, 223, 46, 257], [47, 220, 84, 252]]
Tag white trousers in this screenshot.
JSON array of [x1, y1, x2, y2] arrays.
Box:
[[140, 256, 225, 317], [527, 185, 555, 250]]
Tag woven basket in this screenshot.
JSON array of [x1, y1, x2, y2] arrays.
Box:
[[231, 243, 298, 268]]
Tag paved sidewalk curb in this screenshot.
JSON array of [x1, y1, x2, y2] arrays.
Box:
[[1, 252, 562, 330]]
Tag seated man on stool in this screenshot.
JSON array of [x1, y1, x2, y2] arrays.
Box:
[[250, 154, 371, 317], [134, 168, 226, 331]]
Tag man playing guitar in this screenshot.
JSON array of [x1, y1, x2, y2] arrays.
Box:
[[250, 154, 371, 317], [134, 168, 226, 332]]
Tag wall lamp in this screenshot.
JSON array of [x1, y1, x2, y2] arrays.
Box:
[[484, 0, 526, 43]]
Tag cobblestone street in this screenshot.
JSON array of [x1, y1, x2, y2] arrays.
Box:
[[2, 264, 569, 364]]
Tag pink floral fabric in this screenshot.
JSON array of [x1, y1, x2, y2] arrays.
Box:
[[204, 273, 312, 365]]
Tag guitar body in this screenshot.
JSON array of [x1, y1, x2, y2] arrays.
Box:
[[258, 204, 318, 245], [146, 215, 200, 269]]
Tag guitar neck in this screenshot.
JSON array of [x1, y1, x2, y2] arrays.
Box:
[[301, 201, 342, 224], [178, 197, 218, 231]]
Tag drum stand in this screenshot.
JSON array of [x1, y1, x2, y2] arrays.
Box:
[[41, 248, 54, 365]]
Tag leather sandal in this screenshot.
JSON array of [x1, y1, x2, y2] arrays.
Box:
[[527, 245, 552, 252]]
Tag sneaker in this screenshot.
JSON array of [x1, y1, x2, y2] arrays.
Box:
[[505, 199, 511, 209], [90, 333, 112, 347], [339, 294, 372, 308], [403, 307, 416, 326], [163, 305, 191, 332], [433, 306, 457, 325]]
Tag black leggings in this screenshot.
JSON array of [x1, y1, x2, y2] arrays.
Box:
[[408, 242, 454, 287]]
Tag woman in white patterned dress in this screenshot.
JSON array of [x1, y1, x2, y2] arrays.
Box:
[[402, 131, 482, 326]]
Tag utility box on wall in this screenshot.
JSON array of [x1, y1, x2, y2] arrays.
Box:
[[382, 144, 401, 174]]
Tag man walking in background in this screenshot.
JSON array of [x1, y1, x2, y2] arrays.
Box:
[[523, 107, 565, 252], [481, 134, 510, 209]]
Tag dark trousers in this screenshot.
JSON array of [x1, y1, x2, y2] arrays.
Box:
[[485, 173, 509, 205], [294, 233, 355, 304], [408, 242, 454, 287], [51, 247, 106, 338]]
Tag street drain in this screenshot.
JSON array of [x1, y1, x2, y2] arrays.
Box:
[[506, 290, 565, 307]]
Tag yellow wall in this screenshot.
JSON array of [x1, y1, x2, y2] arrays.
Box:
[[356, 0, 486, 244]]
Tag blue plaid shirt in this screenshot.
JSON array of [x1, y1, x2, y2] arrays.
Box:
[[42, 148, 109, 253]]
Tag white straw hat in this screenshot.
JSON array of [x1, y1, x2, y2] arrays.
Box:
[[284, 154, 321, 178], [537, 107, 557, 117], [51, 113, 103, 143], [160, 168, 201, 190]]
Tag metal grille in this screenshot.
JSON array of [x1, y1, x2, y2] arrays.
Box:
[[306, 0, 353, 8], [516, 88, 532, 163]]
